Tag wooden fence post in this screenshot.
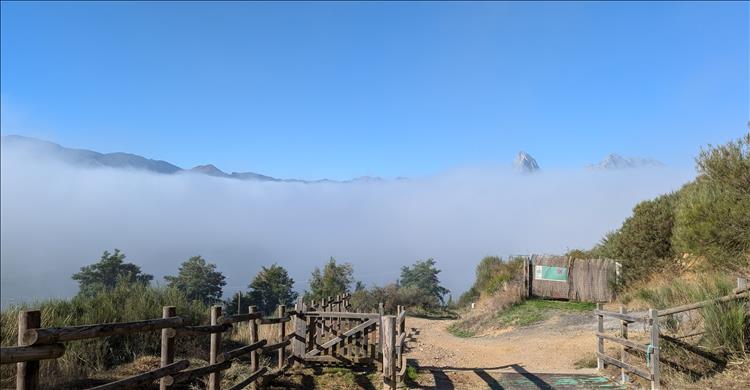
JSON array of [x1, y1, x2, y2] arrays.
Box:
[[396, 306, 403, 385], [249, 305, 259, 390], [278, 305, 286, 369], [382, 315, 396, 390], [293, 298, 306, 366], [160, 306, 176, 390], [377, 302, 384, 356], [209, 305, 222, 390], [596, 303, 604, 370], [17, 310, 41, 390], [619, 305, 628, 385], [237, 291, 242, 315], [649, 308, 660, 390]]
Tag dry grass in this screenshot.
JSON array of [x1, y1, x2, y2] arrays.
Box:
[[612, 270, 749, 388], [447, 284, 524, 337]]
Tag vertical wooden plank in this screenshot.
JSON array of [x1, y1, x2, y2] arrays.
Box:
[[278, 305, 286, 369], [382, 315, 396, 390], [17, 310, 41, 390], [355, 309, 362, 358], [293, 298, 306, 365], [377, 302, 384, 355], [399, 306, 406, 335], [323, 298, 329, 356], [596, 303, 604, 370], [523, 258, 529, 298], [307, 313, 316, 356], [334, 295, 341, 358], [209, 305, 222, 390], [249, 305, 259, 390], [650, 309, 660, 390], [363, 310, 370, 361], [396, 306, 402, 365], [237, 291, 242, 315], [160, 306, 176, 390], [619, 305, 629, 385]]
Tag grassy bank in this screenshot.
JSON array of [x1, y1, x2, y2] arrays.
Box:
[[448, 295, 594, 338]]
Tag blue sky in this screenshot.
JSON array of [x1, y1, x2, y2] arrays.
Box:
[[1, 1, 748, 180]]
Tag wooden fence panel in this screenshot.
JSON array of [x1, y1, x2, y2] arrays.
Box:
[[1, 293, 389, 390], [530, 255, 571, 299], [570, 258, 616, 302]]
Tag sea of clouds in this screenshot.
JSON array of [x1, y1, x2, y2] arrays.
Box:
[[0, 142, 695, 306]]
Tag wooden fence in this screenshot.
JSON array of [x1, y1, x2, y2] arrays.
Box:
[[523, 255, 617, 302], [0, 293, 411, 390], [595, 278, 749, 390]]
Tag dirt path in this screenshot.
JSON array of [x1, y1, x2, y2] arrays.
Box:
[[404, 312, 629, 389]]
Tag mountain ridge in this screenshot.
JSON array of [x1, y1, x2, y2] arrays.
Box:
[[2, 135, 665, 181], [1, 135, 383, 183]]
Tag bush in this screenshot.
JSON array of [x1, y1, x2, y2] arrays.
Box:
[[598, 193, 678, 284], [672, 133, 750, 270], [587, 132, 750, 285], [456, 255, 524, 309]]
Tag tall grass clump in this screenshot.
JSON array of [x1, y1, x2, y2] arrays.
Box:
[[0, 281, 209, 388], [632, 274, 748, 357]]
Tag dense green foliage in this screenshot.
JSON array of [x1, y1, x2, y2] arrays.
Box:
[[589, 193, 678, 283], [247, 264, 298, 314], [306, 257, 354, 301], [71, 249, 153, 297], [164, 255, 226, 304], [399, 258, 449, 306], [672, 133, 750, 269], [349, 259, 452, 312], [585, 132, 750, 283], [350, 283, 400, 312]]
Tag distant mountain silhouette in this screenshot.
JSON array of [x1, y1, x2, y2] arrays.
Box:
[[1, 135, 385, 183], [587, 153, 664, 170], [2, 135, 181, 173]]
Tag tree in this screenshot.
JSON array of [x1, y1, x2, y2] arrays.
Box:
[[306, 258, 354, 301], [225, 291, 251, 316], [164, 256, 226, 304], [399, 258, 449, 308], [248, 264, 297, 314], [72, 249, 153, 296]]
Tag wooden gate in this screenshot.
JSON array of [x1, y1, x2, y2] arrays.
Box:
[[295, 295, 381, 365], [523, 255, 617, 302]]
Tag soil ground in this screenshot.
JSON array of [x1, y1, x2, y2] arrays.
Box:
[[404, 312, 628, 389]]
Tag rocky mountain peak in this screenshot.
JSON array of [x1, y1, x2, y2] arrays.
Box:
[[513, 151, 540, 172]]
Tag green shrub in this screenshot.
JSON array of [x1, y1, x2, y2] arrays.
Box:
[[672, 133, 750, 270], [588, 132, 750, 284]]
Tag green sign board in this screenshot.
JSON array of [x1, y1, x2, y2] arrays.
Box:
[[534, 265, 568, 282]]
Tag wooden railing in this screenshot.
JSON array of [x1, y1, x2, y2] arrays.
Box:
[[0, 293, 411, 390], [595, 277, 748, 390]]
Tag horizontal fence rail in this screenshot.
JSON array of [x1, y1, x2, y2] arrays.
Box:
[[1, 292, 411, 390], [595, 277, 748, 390]]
